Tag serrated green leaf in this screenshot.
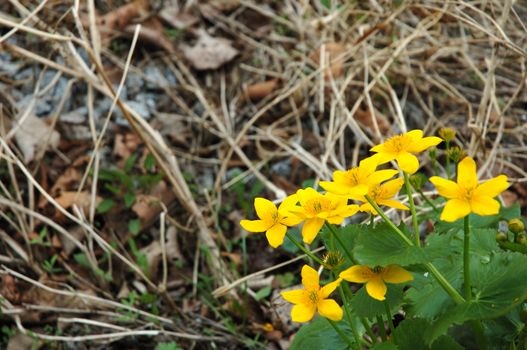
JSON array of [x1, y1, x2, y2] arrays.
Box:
[[353, 223, 428, 266], [350, 284, 403, 318], [370, 343, 398, 350], [430, 335, 464, 350], [393, 318, 428, 349], [290, 316, 354, 350]]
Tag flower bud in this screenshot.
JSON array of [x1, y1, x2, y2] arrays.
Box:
[[509, 219, 525, 234], [495, 231, 508, 242], [322, 251, 345, 271], [516, 233, 527, 245], [438, 127, 456, 142], [446, 146, 466, 163]]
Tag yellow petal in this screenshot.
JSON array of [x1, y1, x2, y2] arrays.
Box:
[[331, 204, 360, 220], [470, 196, 500, 216], [380, 178, 404, 198], [278, 194, 299, 212], [371, 151, 396, 165], [240, 219, 271, 232], [365, 277, 388, 301], [254, 198, 277, 221], [367, 169, 398, 186], [317, 299, 343, 321], [280, 214, 303, 227], [440, 198, 471, 222], [359, 202, 375, 215], [301, 218, 325, 244], [406, 129, 423, 141], [407, 136, 442, 153], [457, 157, 478, 188], [301, 265, 320, 290], [474, 175, 509, 198], [429, 176, 460, 199], [339, 265, 374, 283], [359, 155, 379, 174], [265, 224, 287, 248], [291, 303, 316, 323], [281, 289, 306, 304], [382, 265, 414, 284], [296, 188, 319, 207], [319, 181, 348, 195], [396, 152, 420, 174], [377, 199, 409, 211], [320, 278, 342, 298]]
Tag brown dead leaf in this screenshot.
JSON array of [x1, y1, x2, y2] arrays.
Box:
[[131, 181, 176, 224], [113, 133, 142, 160], [243, 78, 281, 101], [210, 0, 240, 11], [54, 191, 101, 217], [0, 275, 20, 303], [141, 240, 162, 278], [96, 0, 150, 45], [14, 114, 60, 163], [159, 7, 198, 29], [309, 42, 347, 80], [49, 167, 81, 197], [354, 108, 392, 139], [124, 17, 174, 53], [181, 29, 239, 70]]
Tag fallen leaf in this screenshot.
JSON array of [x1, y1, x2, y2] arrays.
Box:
[[165, 226, 184, 262], [7, 333, 34, 350], [132, 181, 176, 224], [54, 191, 101, 217], [140, 240, 162, 278], [181, 29, 239, 70], [113, 133, 142, 160], [14, 114, 60, 163], [124, 17, 175, 53], [309, 42, 347, 80], [95, 0, 150, 45], [243, 78, 281, 101], [210, 0, 240, 11], [159, 7, 198, 29]]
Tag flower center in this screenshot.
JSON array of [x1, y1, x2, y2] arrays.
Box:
[[373, 266, 384, 274], [385, 135, 411, 153], [369, 185, 382, 200], [307, 290, 319, 304], [344, 168, 362, 186], [460, 186, 475, 201], [271, 211, 280, 223], [304, 197, 332, 216]]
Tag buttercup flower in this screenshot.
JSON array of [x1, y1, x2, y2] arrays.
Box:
[[339, 265, 413, 301], [352, 178, 408, 215], [289, 188, 359, 244], [240, 195, 301, 248], [320, 156, 398, 198], [370, 130, 442, 174], [429, 157, 509, 222], [281, 265, 343, 322]]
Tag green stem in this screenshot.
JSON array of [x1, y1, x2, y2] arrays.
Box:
[[384, 300, 396, 344], [403, 172, 420, 246], [364, 195, 465, 305], [471, 320, 487, 350], [327, 319, 356, 349], [337, 283, 364, 348], [285, 232, 324, 266], [416, 188, 439, 212], [464, 215, 472, 301], [342, 282, 376, 343], [376, 315, 387, 342], [446, 140, 451, 180], [325, 223, 357, 264]]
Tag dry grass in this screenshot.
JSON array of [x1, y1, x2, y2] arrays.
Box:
[[0, 0, 526, 348]]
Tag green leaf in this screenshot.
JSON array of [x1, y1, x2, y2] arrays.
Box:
[[128, 219, 141, 235], [425, 251, 527, 344], [155, 342, 182, 350], [430, 335, 464, 350], [353, 223, 429, 266], [290, 316, 354, 350], [254, 286, 272, 301], [350, 284, 403, 318], [394, 318, 464, 350], [73, 253, 91, 268], [124, 192, 136, 208], [124, 153, 138, 173], [97, 198, 115, 213], [144, 153, 155, 171], [321, 224, 361, 266], [370, 343, 398, 350], [282, 227, 303, 254]]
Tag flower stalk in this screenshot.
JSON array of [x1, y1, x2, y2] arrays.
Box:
[[403, 172, 420, 246], [285, 232, 323, 266], [327, 319, 357, 349], [464, 215, 472, 301]]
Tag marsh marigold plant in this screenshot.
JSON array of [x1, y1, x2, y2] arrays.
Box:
[[239, 128, 525, 350]]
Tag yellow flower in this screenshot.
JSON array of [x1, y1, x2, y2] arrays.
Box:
[[319, 156, 398, 198], [289, 188, 359, 244], [352, 178, 409, 215], [240, 195, 302, 248], [339, 265, 413, 301], [370, 130, 442, 174], [281, 265, 343, 322], [429, 157, 509, 222]]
